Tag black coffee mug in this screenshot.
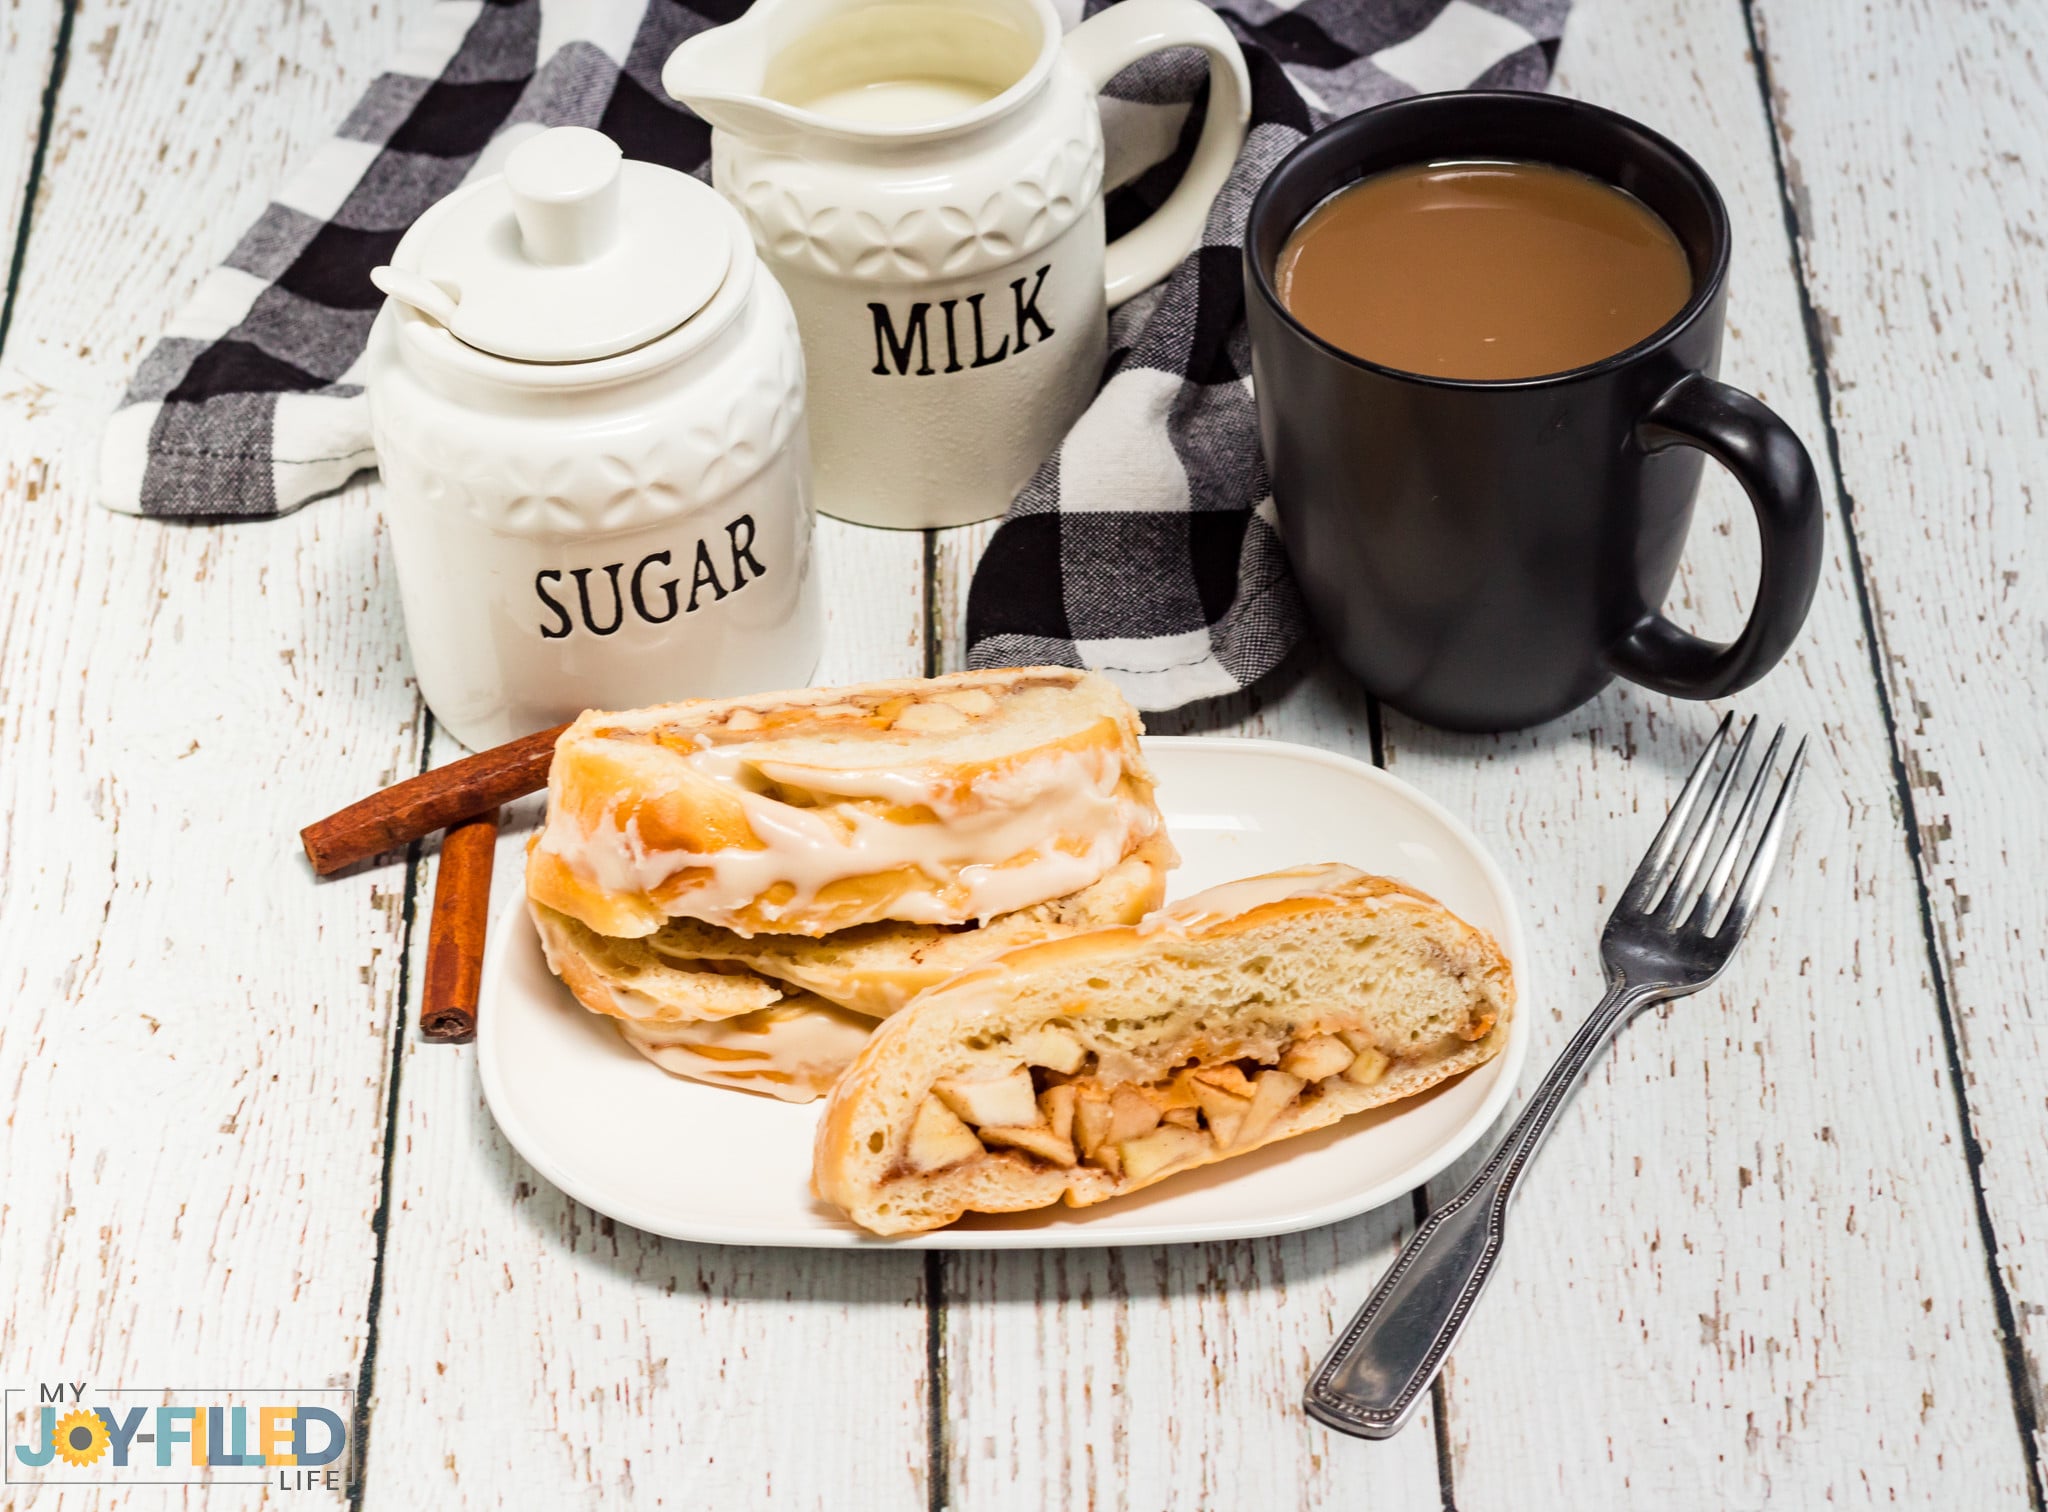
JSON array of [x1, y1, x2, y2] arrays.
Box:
[[1244, 92, 1823, 732]]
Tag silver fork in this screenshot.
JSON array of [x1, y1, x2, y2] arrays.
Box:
[[1305, 714, 1805, 1440]]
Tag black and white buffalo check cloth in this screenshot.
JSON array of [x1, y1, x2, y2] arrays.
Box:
[[102, 0, 1568, 712]]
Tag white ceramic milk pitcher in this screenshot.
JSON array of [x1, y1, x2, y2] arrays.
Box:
[[364, 128, 821, 751], [664, 0, 1251, 529]]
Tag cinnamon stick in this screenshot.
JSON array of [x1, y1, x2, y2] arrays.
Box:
[[420, 808, 501, 1044], [300, 722, 567, 875]]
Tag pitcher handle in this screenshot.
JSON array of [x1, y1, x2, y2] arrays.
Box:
[[1064, 0, 1252, 307]]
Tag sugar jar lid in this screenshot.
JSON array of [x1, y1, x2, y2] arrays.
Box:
[[371, 127, 731, 363]]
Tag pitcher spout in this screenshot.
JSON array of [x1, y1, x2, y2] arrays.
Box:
[[668, 0, 1067, 148], [663, 12, 812, 143]]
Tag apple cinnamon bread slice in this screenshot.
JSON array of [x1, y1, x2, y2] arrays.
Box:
[[813, 865, 1514, 1235], [527, 667, 1162, 939]]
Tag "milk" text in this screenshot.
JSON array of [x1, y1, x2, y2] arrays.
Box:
[[868, 265, 1055, 377]]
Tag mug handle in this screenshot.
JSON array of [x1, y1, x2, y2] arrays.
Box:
[[1063, 0, 1251, 308], [1608, 373, 1825, 699]]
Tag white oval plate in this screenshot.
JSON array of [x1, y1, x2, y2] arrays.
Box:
[[477, 736, 1530, 1249]]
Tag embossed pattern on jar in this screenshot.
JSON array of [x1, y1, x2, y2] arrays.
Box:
[[715, 126, 1104, 282]]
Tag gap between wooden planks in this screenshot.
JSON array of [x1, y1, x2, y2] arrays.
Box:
[[0, 0, 73, 354]]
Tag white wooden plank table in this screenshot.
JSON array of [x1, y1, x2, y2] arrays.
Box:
[[0, 0, 2041, 1506]]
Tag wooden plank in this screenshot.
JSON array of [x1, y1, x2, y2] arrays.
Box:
[[0, 0, 68, 325], [929, 560, 1450, 1507], [1376, 0, 2034, 1505], [358, 517, 936, 1509], [0, 0, 416, 1493], [1748, 0, 2048, 1485]]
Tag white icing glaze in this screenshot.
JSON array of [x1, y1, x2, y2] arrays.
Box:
[[541, 743, 1157, 932], [620, 1001, 874, 1101]]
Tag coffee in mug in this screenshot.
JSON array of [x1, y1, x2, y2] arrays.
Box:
[[1274, 161, 1692, 381], [1244, 93, 1825, 732]]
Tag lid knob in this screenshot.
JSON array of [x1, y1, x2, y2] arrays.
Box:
[[375, 128, 733, 362], [505, 127, 624, 267]]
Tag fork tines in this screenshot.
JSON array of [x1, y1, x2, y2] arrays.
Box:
[[1624, 714, 1806, 939]]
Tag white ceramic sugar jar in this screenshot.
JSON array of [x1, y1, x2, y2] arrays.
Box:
[[364, 127, 821, 751]]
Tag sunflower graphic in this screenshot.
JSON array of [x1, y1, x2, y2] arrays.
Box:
[[51, 1408, 109, 1468]]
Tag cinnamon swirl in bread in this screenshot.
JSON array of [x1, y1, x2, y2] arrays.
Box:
[[526, 668, 1162, 940], [812, 866, 1514, 1235]]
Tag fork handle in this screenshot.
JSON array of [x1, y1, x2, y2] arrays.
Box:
[[1305, 979, 1652, 1438]]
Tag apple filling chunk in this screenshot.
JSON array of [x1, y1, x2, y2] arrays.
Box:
[[1339, 1031, 1391, 1085], [979, 1123, 1077, 1166], [905, 1096, 987, 1174], [900, 1030, 1401, 1183], [1188, 1074, 1253, 1148], [1236, 1069, 1306, 1147], [932, 1066, 1040, 1129], [1013, 1024, 1089, 1075], [1117, 1124, 1206, 1182], [1280, 1034, 1354, 1082]]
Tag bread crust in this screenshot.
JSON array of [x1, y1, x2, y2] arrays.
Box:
[[532, 902, 787, 1024], [813, 866, 1515, 1235]]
